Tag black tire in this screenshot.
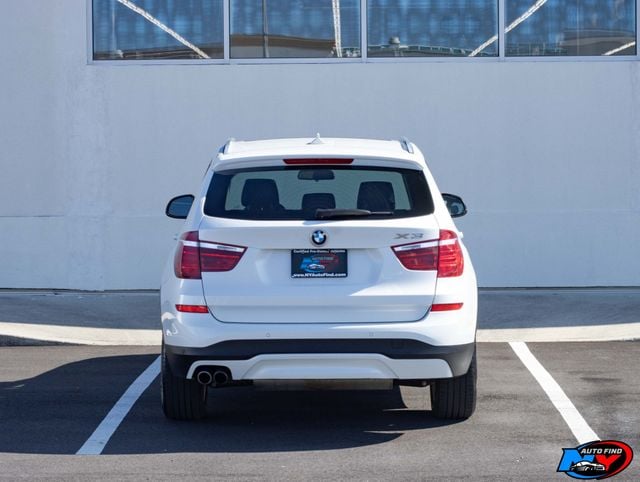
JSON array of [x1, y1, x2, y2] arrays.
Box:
[[430, 350, 477, 420], [161, 342, 207, 420]]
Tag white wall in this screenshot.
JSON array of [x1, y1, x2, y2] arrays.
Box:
[[1, 1, 639, 289]]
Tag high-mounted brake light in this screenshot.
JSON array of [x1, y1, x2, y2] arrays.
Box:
[[283, 158, 353, 165], [174, 231, 246, 279], [392, 229, 464, 277]]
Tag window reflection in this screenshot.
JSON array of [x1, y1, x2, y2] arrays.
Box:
[[505, 0, 637, 56], [367, 0, 498, 57], [93, 0, 224, 60], [230, 0, 361, 58], [91, 0, 638, 61]]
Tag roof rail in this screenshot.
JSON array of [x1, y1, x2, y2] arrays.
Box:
[[219, 138, 235, 155], [399, 137, 414, 154]]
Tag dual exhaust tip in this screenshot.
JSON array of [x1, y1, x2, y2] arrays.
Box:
[[196, 369, 230, 386]]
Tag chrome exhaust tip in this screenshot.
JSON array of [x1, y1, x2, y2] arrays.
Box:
[[196, 370, 213, 386], [213, 370, 229, 386]]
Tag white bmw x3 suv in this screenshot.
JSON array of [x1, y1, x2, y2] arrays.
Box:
[[161, 137, 477, 421]]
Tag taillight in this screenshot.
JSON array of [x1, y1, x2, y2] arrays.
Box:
[[199, 242, 246, 272], [174, 231, 201, 279], [392, 229, 464, 277], [437, 230, 464, 277], [392, 241, 439, 271], [174, 231, 246, 279]]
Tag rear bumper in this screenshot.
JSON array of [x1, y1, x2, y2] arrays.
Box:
[[165, 339, 475, 380]]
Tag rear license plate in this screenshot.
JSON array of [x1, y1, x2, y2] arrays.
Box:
[[291, 249, 348, 278]]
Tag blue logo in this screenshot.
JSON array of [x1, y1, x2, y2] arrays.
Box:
[[311, 230, 327, 246]]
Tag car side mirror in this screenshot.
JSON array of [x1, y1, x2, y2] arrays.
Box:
[[442, 193, 467, 218], [166, 194, 195, 219]]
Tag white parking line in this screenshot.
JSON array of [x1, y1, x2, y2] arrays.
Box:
[[0, 322, 161, 345], [509, 342, 599, 444], [478, 323, 640, 342], [76, 356, 161, 455]]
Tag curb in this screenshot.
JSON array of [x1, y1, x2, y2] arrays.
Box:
[[1, 322, 638, 346]]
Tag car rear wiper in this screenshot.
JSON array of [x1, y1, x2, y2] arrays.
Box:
[[315, 208, 393, 220]]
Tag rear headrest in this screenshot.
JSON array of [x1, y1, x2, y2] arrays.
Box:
[[241, 179, 280, 208], [302, 193, 336, 213], [357, 181, 395, 212]]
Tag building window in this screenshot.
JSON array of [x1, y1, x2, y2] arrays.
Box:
[[91, 0, 639, 62], [367, 0, 499, 57], [229, 0, 361, 58], [92, 0, 224, 60], [505, 0, 637, 56]]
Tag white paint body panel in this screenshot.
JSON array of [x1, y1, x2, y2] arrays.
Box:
[[199, 218, 440, 323], [160, 307, 477, 350]]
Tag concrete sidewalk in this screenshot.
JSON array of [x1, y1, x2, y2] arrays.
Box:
[[0, 288, 639, 345]]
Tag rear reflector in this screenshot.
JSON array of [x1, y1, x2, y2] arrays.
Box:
[[176, 304, 209, 314], [174, 231, 246, 279], [392, 229, 464, 277], [431, 303, 464, 312], [283, 158, 353, 165]]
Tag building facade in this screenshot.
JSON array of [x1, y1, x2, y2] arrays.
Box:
[[1, 0, 639, 289]]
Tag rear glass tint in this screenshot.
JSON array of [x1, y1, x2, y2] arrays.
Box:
[[204, 166, 434, 220]]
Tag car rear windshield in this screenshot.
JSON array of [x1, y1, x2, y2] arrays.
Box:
[[203, 165, 434, 220]]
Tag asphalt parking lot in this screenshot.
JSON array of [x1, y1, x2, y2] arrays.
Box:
[[1, 341, 638, 481]]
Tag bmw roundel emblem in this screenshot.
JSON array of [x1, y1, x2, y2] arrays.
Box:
[[311, 230, 327, 246]]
